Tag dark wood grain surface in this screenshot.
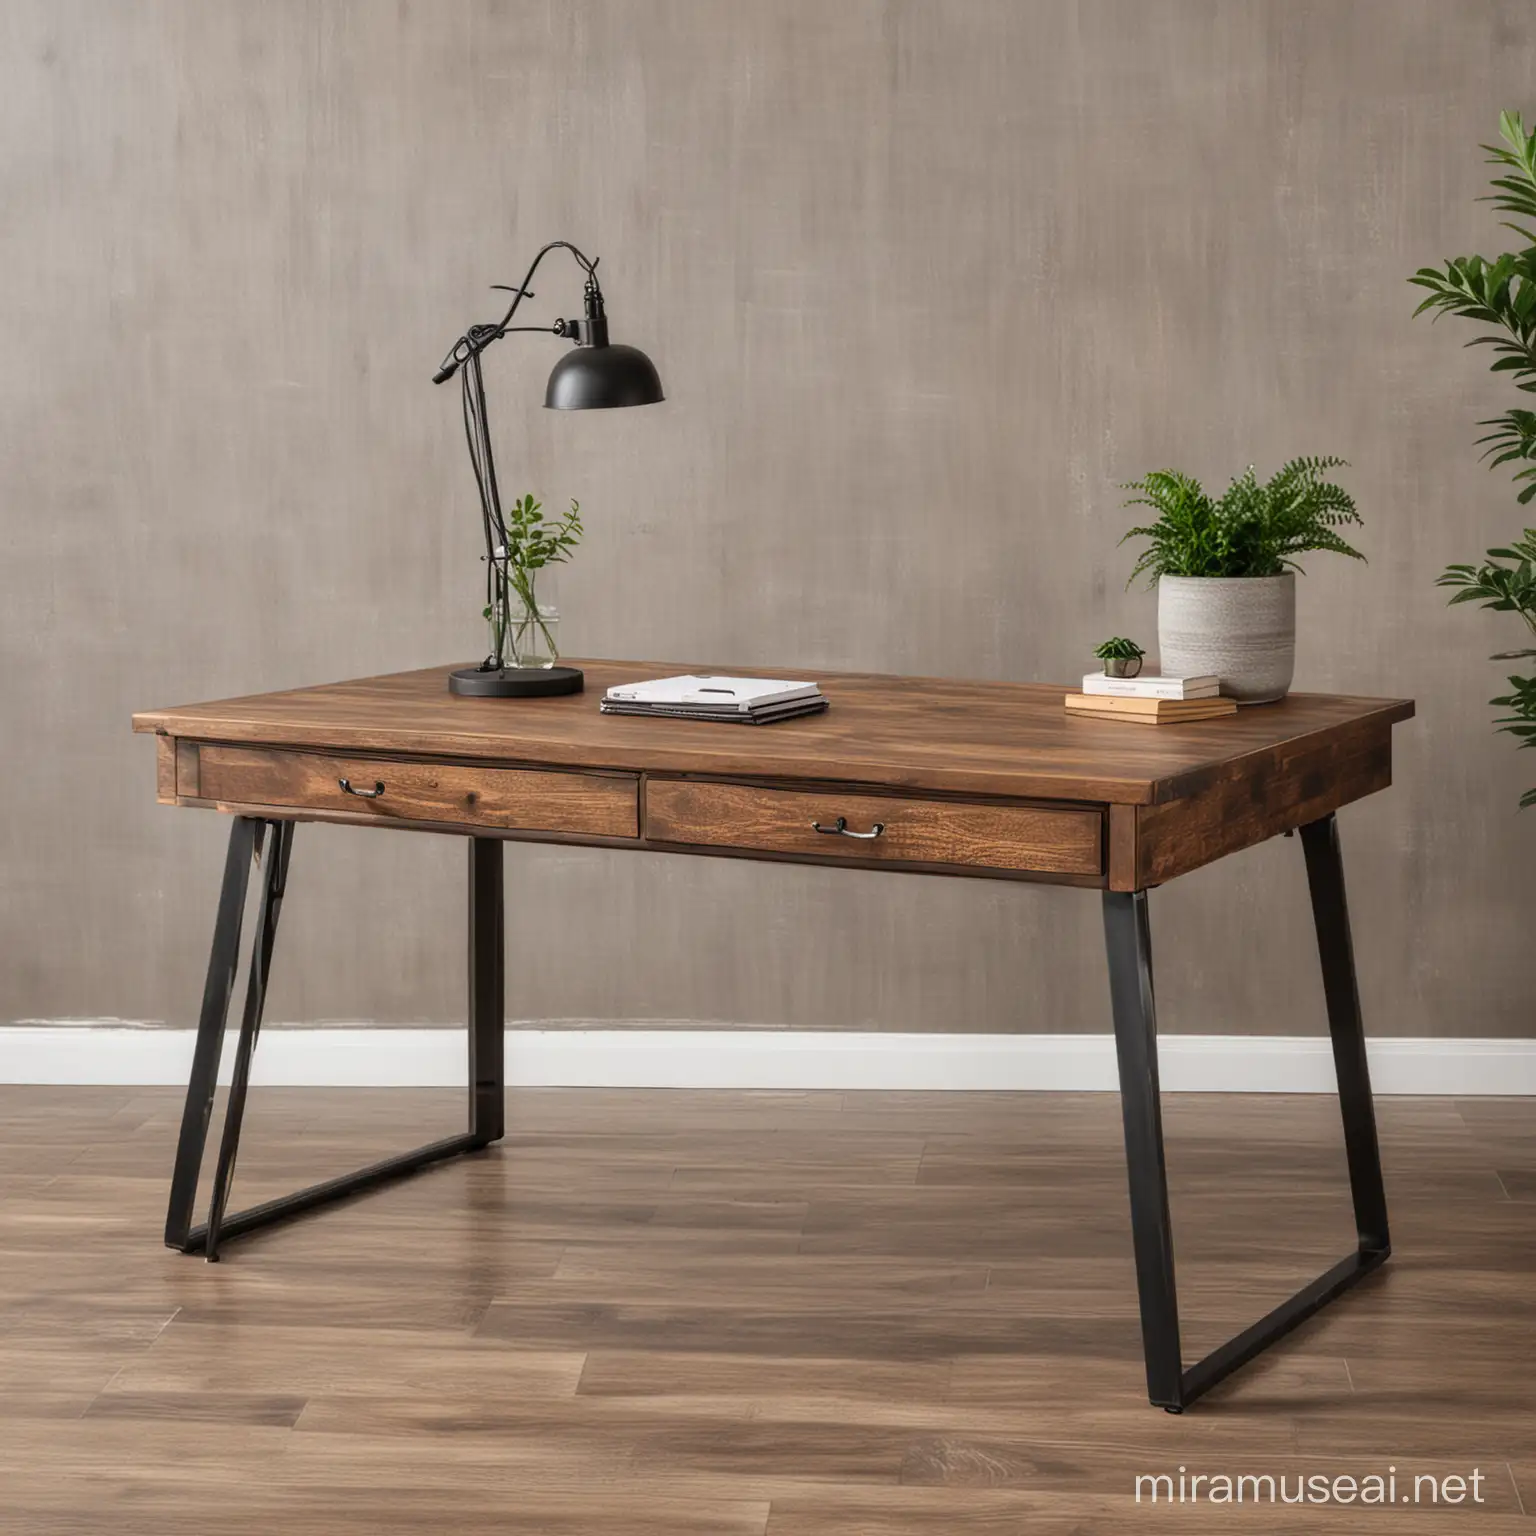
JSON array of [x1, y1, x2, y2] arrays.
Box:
[[195, 744, 640, 839], [1134, 717, 1394, 886], [645, 779, 1103, 876], [154, 735, 176, 805], [1, 1085, 1529, 1533], [133, 661, 1414, 808]]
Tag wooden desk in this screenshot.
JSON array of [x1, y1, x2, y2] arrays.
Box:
[[134, 660, 1414, 1411]]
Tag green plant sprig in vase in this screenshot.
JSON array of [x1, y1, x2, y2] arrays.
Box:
[[1117, 458, 1363, 702], [486, 494, 582, 669]]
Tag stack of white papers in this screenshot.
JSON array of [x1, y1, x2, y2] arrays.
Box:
[[601, 675, 828, 725]]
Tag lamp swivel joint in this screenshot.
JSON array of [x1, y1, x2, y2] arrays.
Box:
[[555, 283, 610, 348]]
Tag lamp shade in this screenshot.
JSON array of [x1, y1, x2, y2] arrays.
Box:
[[544, 343, 664, 410]]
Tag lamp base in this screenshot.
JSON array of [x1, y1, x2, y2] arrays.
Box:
[[448, 665, 585, 698]]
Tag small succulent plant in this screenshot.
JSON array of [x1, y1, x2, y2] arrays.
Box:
[[1093, 636, 1146, 678]]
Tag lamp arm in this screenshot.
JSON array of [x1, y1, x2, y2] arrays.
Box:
[[433, 240, 603, 384]]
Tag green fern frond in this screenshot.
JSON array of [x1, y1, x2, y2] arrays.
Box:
[[1119, 460, 1362, 585]]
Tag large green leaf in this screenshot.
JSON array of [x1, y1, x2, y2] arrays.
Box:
[[1415, 111, 1536, 803]]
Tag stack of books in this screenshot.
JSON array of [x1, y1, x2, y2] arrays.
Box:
[[602, 675, 829, 725], [1065, 670, 1236, 724]]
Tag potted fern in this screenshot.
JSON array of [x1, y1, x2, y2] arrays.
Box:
[[1120, 459, 1364, 702]]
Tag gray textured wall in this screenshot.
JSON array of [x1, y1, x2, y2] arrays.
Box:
[[3, 0, 1533, 1037]]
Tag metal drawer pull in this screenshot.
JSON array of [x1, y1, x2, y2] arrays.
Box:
[[811, 816, 885, 840], [338, 777, 385, 799]]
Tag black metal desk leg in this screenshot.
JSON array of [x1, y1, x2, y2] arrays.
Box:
[[167, 824, 507, 1257], [469, 836, 505, 1144], [1104, 890, 1185, 1410], [1300, 813, 1391, 1256], [204, 819, 294, 1262], [1104, 815, 1391, 1412], [164, 816, 261, 1250]]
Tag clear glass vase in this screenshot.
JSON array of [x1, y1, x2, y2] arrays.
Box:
[[491, 596, 559, 670]]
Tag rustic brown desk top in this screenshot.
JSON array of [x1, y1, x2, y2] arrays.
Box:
[[134, 659, 1413, 891], [135, 659, 1411, 804]]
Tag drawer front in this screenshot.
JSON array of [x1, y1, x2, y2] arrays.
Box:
[[194, 745, 638, 838], [644, 779, 1102, 876]]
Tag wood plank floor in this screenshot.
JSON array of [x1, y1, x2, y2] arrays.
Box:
[[0, 1085, 1531, 1533]]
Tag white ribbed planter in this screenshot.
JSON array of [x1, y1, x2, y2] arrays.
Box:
[[1157, 574, 1296, 703]]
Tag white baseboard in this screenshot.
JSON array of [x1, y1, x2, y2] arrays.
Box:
[[1, 1024, 1533, 1094]]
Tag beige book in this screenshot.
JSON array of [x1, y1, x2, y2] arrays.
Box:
[[1064, 692, 1238, 724]]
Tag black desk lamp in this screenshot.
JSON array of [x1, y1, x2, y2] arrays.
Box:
[[433, 240, 663, 697]]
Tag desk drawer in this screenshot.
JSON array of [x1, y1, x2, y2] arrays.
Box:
[[644, 779, 1101, 876], [193, 745, 638, 837]]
